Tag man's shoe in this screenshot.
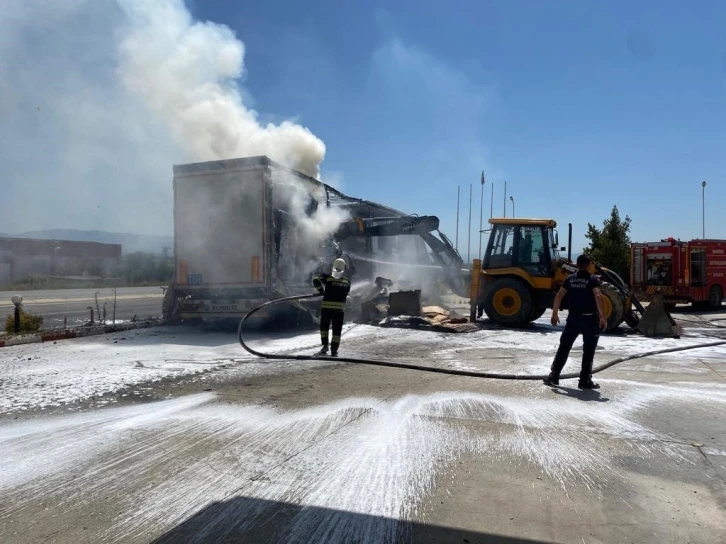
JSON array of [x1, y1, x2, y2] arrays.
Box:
[[578, 380, 600, 389], [543, 374, 559, 386]]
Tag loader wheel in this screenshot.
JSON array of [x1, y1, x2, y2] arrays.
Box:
[[530, 305, 547, 322], [483, 278, 534, 326], [599, 282, 625, 332], [708, 286, 723, 310]]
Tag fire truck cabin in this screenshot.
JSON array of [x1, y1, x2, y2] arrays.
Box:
[[631, 238, 725, 310]]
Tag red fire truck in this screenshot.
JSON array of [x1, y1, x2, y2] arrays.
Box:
[[631, 238, 726, 310]]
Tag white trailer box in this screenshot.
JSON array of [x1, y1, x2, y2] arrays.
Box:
[[164, 155, 447, 323], [165, 156, 334, 321]]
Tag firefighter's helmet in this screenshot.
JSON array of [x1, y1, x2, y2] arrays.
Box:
[[332, 258, 346, 278]]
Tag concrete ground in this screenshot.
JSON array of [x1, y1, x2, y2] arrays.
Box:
[[0, 286, 164, 330], [1, 308, 725, 544]]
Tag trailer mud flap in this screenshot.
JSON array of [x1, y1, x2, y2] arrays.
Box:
[[636, 293, 680, 338]]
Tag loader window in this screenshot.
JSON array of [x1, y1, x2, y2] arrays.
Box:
[[486, 225, 515, 269], [518, 226, 550, 276], [518, 227, 545, 264]]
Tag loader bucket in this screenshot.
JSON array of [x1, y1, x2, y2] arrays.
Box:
[[636, 293, 680, 338]]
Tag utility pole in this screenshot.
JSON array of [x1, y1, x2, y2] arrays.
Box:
[[503, 181, 507, 217], [455, 185, 460, 250], [510, 195, 515, 217], [702, 181, 707, 238], [490, 181, 494, 219], [467, 183, 472, 265], [478, 171, 485, 262]]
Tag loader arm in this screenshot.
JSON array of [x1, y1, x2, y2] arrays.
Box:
[[333, 215, 469, 297], [592, 263, 646, 315]]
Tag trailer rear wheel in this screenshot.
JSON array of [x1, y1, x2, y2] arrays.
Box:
[[162, 286, 180, 325], [709, 285, 723, 310], [600, 282, 625, 332], [482, 277, 534, 326]]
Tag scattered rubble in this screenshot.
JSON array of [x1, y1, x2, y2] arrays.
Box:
[[350, 279, 478, 333]]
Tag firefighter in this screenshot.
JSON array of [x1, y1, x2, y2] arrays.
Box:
[[544, 254, 607, 389], [313, 258, 351, 357]]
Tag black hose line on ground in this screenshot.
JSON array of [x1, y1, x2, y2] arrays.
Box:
[[238, 294, 726, 381]]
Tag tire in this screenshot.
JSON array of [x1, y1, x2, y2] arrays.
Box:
[[162, 286, 180, 325], [708, 286, 723, 310], [482, 277, 534, 326], [599, 282, 625, 332], [530, 305, 547, 321]]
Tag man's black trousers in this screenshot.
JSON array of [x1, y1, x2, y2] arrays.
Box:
[[550, 314, 600, 382], [320, 309, 344, 352]]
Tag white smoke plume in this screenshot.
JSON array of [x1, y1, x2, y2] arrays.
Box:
[[0, 0, 326, 236], [116, 0, 326, 178]]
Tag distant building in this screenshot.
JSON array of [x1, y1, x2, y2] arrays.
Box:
[[0, 237, 122, 287]]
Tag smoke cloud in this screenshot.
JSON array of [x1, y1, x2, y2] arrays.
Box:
[[0, 0, 326, 236], [116, 0, 326, 178]]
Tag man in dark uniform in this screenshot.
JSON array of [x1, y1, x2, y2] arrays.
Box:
[[544, 254, 608, 389], [313, 258, 351, 357]]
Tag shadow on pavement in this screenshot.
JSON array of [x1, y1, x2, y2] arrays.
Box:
[[549, 386, 609, 402], [668, 304, 724, 315], [150, 496, 548, 544]]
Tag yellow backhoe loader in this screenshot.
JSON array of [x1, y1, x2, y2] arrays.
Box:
[[469, 218, 678, 336]]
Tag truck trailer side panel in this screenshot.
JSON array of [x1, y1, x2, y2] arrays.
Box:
[[174, 163, 267, 287]]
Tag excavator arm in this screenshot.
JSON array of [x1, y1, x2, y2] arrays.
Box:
[[333, 215, 469, 297]]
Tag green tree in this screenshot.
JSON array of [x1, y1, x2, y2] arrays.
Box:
[[583, 205, 632, 282], [118, 251, 174, 284]]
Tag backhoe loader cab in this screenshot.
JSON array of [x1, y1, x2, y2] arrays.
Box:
[[472, 218, 643, 333]]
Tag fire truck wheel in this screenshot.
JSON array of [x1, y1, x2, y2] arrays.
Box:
[[482, 277, 534, 326], [599, 282, 625, 331], [709, 286, 723, 310]]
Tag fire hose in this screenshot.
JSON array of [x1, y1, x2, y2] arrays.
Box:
[[238, 294, 726, 381]]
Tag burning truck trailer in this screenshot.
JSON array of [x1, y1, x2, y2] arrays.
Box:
[[163, 156, 468, 329]]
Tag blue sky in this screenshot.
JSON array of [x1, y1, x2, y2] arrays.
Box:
[[190, 0, 725, 259]]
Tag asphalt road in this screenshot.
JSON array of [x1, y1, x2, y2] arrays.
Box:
[[0, 286, 165, 330], [1, 310, 725, 544]]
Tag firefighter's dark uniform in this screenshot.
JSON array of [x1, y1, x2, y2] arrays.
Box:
[[546, 270, 602, 388], [313, 272, 351, 356]]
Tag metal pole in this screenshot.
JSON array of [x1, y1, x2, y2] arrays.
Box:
[[455, 185, 460, 250], [510, 195, 515, 217], [702, 181, 707, 238], [467, 183, 472, 265], [503, 181, 507, 217], [11, 295, 22, 334], [490, 181, 494, 219], [478, 171, 485, 261]]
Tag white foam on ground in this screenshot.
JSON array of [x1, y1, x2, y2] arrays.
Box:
[[2, 321, 724, 413], [0, 325, 373, 412], [1, 381, 724, 542]]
